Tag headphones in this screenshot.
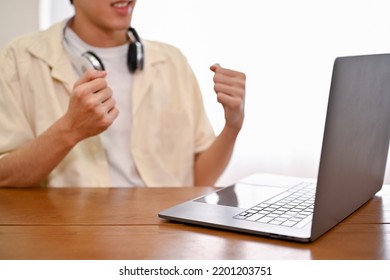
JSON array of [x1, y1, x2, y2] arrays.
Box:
[[63, 27, 144, 74]]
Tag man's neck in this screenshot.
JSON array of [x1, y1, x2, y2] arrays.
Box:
[[69, 16, 128, 48]]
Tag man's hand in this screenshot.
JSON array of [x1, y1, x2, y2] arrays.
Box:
[[210, 64, 246, 131], [62, 69, 119, 143]]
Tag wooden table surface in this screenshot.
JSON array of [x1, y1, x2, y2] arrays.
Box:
[[0, 186, 389, 260]]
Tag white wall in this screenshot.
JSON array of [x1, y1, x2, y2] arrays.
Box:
[[5, 0, 390, 186], [0, 0, 40, 48], [134, 0, 390, 186]]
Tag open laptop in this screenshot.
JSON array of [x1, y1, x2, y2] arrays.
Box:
[[159, 53, 390, 242]]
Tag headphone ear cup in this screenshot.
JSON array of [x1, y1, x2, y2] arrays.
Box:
[[127, 41, 144, 73], [127, 27, 144, 73], [127, 42, 138, 73], [63, 40, 105, 74], [82, 51, 105, 71]]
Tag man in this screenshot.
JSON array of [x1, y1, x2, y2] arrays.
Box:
[[0, 0, 246, 187]]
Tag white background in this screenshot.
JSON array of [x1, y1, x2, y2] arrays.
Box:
[[13, 0, 390, 185], [1, 260, 389, 279]]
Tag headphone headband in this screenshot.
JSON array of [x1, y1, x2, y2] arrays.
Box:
[[63, 24, 144, 74]]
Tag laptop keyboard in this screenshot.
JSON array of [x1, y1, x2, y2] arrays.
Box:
[[234, 182, 316, 228]]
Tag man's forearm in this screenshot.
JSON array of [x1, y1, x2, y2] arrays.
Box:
[[194, 125, 240, 186], [0, 118, 78, 187]]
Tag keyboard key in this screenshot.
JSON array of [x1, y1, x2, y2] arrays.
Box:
[[246, 213, 265, 221], [282, 220, 298, 227], [258, 216, 274, 223]]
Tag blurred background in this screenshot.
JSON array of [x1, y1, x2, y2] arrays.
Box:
[[2, 0, 390, 186]]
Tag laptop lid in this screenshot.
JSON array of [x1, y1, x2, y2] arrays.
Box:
[[311, 53, 390, 240]]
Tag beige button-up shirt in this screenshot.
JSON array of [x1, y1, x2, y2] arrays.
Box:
[[0, 21, 215, 187]]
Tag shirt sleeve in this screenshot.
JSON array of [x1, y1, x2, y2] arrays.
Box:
[[0, 45, 35, 156]]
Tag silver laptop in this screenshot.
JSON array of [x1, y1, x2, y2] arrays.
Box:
[[159, 53, 390, 242]]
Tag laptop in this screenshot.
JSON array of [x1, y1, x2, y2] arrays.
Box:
[[159, 53, 390, 242]]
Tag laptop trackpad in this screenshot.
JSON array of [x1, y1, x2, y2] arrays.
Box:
[[195, 183, 287, 208]]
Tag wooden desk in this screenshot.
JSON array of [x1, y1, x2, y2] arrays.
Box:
[[0, 186, 389, 260]]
